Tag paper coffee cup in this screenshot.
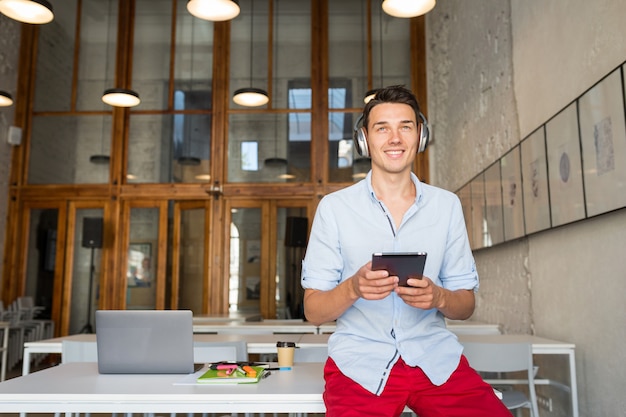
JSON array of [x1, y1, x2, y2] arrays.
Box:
[[276, 341, 296, 368]]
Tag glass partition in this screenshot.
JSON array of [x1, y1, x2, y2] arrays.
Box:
[[229, 207, 262, 315], [178, 207, 206, 313], [29, 115, 111, 184], [126, 207, 160, 309]]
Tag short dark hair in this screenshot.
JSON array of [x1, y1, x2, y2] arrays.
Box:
[[362, 85, 422, 132]]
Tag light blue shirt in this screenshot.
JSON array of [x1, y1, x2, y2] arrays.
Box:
[[301, 171, 478, 395]]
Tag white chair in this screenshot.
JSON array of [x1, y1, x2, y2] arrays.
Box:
[[0, 321, 9, 381], [294, 346, 328, 363], [62, 340, 98, 363], [461, 341, 539, 417], [194, 340, 248, 363]]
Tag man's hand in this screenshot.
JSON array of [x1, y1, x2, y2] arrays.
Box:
[[395, 277, 476, 320], [350, 261, 398, 300], [394, 276, 442, 309]]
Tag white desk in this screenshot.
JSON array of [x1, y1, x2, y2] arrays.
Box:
[[458, 334, 578, 417], [21, 333, 304, 375], [192, 312, 263, 324], [0, 362, 326, 413], [192, 321, 332, 334]]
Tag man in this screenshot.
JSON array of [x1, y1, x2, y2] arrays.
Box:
[[301, 85, 510, 416]]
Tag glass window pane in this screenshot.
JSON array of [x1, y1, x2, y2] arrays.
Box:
[[379, 11, 411, 88], [178, 207, 205, 313], [126, 207, 160, 309], [70, 209, 104, 333], [128, 114, 171, 183], [132, 0, 173, 110], [276, 208, 307, 319], [328, 0, 367, 109], [77, 0, 117, 111], [174, 1, 213, 107], [328, 112, 370, 183], [128, 113, 211, 184], [273, 0, 311, 109], [329, 1, 410, 107], [25, 209, 59, 320], [33, 0, 78, 112], [29, 115, 111, 184], [228, 113, 309, 183], [229, 207, 261, 315]]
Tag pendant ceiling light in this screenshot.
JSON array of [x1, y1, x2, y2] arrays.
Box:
[[364, 8, 384, 104], [187, 0, 240, 22], [0, 91, 13, 107], [0, 0, 54, 24], [382, 0, 436, 18], [90, 117, 111, 164], [102, 88, 141, 107], [232, 0, 268, 107], [100, 1, 140, 108], [364, 89, 379, 104]]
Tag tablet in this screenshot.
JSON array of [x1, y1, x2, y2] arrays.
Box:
[[371, 252, 427, 287]]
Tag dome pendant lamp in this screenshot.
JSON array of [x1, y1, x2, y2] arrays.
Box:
[[364, 8, 384, 104], [0, 91, 14, 107], [187, 0, 240, 22], [0, 0, 54, 24], [382, 0, 436, 18], [102, 88, 141, 107], [232, 0, 268, 107]]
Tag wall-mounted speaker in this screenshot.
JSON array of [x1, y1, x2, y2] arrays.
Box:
[[82, 217, 103, 248], [7, 126, 22, 146], [285, 216, 308, 248]]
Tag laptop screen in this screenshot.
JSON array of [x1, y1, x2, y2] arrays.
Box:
[[95, 310, 194, 374]]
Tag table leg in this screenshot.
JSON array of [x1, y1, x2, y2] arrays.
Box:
[[568, 351, 579, 417], [22, 348, 31, 375]]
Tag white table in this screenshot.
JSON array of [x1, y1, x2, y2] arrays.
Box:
[[192, 321, 333, 334], [457, 334, 578, 417], [0, 362, 327, 413], [192, 312, 263, 324], [21, 333, 304, 375]]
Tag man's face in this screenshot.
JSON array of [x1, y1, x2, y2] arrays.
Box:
[[366, 102, 418, 175]]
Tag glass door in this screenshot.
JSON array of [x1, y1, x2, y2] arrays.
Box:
[[21, 200, 109, 335], [225, 198, 310, 319]]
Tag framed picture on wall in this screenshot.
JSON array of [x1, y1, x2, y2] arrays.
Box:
[[469, 173, 486, 250], [545, 102, 585, 227], [456, 183, 473, 249], [500, 146, 525, 241], [521, 127, 551, 235], [483, 162, 504, 246], [578, 67, 626, 217], [127, 242, 152, 288]]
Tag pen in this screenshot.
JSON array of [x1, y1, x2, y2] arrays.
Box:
[[264, 367, 292, 371]]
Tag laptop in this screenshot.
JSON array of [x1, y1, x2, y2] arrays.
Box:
[[95, 309, 194, 374]]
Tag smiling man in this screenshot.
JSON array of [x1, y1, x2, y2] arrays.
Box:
[[301, 85, 511, 417]]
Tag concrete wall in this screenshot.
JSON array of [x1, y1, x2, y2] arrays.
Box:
[[427, 0, 626, 415]]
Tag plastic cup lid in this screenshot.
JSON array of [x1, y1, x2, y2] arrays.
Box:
[[276, 341, 296, 348]]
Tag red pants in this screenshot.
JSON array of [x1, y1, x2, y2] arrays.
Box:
[[323, 355, 512, 417]]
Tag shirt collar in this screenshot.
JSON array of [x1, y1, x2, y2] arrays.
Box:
[[365, 170, 424, 205]]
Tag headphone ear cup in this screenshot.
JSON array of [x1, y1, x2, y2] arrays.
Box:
[[354, 127, 369, 157], [353, 114, 370, 157], [417, 112, 430, 154]]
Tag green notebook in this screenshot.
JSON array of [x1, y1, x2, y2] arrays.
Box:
[[197, 365, 266, 384]]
